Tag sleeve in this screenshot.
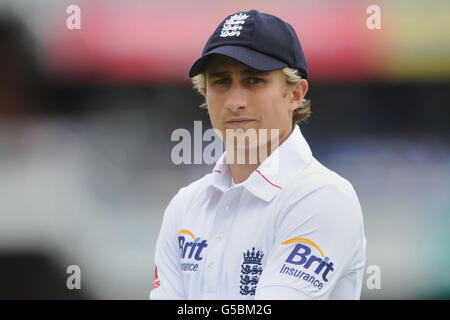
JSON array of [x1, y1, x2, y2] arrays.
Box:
[[255, 184, 365, 300], [149, 189, 186, 300]]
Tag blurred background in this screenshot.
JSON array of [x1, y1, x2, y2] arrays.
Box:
[[0, 0, 449, 299]]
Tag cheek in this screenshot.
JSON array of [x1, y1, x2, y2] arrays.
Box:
[[205, 92, 224, 127], [205, 86, 222, 108], [206, 94, 218, 113], [254, 91, 288, 120]]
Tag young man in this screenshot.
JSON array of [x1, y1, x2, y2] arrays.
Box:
[[150, 9, 366, 300]]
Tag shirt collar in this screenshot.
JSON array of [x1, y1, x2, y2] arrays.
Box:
[[209, 125, 313, 202]]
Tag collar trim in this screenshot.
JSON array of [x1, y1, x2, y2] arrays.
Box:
[[255, 169, 282, 189]]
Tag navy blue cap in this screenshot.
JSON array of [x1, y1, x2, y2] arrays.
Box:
[[189, 10, 308, 79]]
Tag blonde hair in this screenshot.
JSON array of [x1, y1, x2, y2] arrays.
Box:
[[191, 67, 312, 126]]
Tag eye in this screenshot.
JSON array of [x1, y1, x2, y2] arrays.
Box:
[[214, 78, 231, 85], [247, 77, 264, 84]]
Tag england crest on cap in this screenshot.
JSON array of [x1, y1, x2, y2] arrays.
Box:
[[220, 13, 250, 37]]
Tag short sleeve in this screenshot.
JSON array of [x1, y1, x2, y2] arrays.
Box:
[[149, 189, 187, 300], [255, 184, 365, 300]]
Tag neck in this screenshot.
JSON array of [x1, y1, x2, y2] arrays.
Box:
[[227, 126, 293, 184], [229, 162, 260, 184]]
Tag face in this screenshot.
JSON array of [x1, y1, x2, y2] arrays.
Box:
[[203, 55, 307, 151]]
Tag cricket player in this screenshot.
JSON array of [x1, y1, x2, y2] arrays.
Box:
[[150, 9, 366, 300]]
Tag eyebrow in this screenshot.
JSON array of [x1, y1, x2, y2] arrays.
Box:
[[208, 69, 270, 77]]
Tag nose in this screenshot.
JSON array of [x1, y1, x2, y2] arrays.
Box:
[[224, 82, 247, 112]]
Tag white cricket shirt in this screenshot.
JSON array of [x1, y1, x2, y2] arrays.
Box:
[[150, 125, 366, 300]]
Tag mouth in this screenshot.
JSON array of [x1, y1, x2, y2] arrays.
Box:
[[226, 118, 256, 125]]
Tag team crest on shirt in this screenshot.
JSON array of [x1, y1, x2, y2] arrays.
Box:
[[239, 247, 264, 296]]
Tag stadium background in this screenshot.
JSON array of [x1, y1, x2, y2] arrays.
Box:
[[0, 0, 449, 299]]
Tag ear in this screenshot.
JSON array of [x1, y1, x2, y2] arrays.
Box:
[[288, 79, 308, 112]]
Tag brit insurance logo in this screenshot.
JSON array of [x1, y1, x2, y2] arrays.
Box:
[[178, 229, 208, 272], [239, 247, 264, 296], [280, 238, 335, 290]]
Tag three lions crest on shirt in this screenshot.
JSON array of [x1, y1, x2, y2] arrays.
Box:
[[239, 247, 264, 296]]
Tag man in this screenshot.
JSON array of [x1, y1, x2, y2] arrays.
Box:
[[150, 9, 366, 300]]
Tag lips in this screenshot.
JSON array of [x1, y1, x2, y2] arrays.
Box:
[[226, 118, 256, 125]]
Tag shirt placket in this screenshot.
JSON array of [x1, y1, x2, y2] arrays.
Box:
[[203, 189, 240, 299]]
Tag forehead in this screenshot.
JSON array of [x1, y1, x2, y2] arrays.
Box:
[[204, 55, 266, 75]]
